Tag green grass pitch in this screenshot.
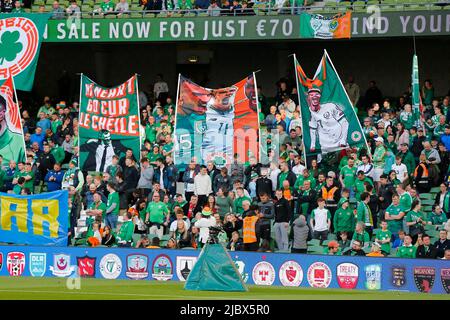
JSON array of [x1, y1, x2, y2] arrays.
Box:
[[0, 277, 449, 300]]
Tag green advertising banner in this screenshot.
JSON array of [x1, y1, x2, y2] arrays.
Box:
[[41, 11, 449, 43], [0, 14, 50, 91], [78, 74, 141, 172], [294, 51, 369, 159]]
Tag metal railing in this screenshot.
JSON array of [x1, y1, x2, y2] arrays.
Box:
[[35, 1, 450, 19]]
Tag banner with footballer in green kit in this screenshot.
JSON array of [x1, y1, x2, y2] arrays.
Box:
[[174, 74, 259, 167], [294, 51, 368, 160], [78, 75, 141, 172]]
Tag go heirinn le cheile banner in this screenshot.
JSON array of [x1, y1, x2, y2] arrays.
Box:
[[78, 75, 141, 172]]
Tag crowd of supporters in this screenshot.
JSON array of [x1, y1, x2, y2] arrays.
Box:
[[0, 0, 312, 15], [2, 72, 450, 260]]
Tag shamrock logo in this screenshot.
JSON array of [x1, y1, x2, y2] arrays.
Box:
[[0, 31, 23, 65]]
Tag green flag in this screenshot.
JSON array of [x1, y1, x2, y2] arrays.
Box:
[[0, 14, 50, 91], [78, 74, 141, 172], [411, 54, 423, 127], [294, 50, 368, 160]]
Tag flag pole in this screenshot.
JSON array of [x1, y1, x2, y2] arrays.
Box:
[[173, 73, 181, 167], [292, 53, 308, 170], [135, 73, 142, 161], [10, 75, 27, 161], [252, 71, 262, 164], [77, 73, 83, 168]]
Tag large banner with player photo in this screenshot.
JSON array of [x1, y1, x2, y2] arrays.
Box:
[[174, 74, 259, 167], [294, 51, 368, 161], [0, 76, 26, 165], [78, 75, 141, 172]]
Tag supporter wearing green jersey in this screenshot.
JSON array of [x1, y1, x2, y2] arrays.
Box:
[[375, 220, 392, 255], [105, 182, 120, 230], [396, 234, 417, 258], [384, 194, 406, 241], [333, 199, 355, 236], [339, 158, 357, 192], [117, 212, 135, 247]]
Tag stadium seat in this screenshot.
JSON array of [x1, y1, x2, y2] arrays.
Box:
[[45, 4, 53, 11], [307, 239, 321, 246], [389, 247, 397, 256], [430, 187, 441, 194], [35, 0, 45, 5], [419, 193, 433, 200], [161, 234, 171, 241], [181, 247, 196, 250], [81, 4, 92, 11], [131, 12, 143, 18], [132, 233, 141, 246], [421, 199, 435, 206]]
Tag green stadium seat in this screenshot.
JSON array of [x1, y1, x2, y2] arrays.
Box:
[[24, 8, 31, 12], [157, 12, 168, 17], [181, 247, 196, 250], [144, 13, 156, 18], [105, 14, 117, 19], [82, 12, 93, 18], [35, 0, 45, 5], [119, 13, 130, 18], [132, 233, 141, 246], [171, 13, 183, 18], [421, 199, 435, 206], [327, 233, 337, 240], [84, 0, 95, 6], [430, 187, 441, 194], [161, 234, 171, 241], [419, 193, 433, 200], [184, 12, 196, 17], [389, 247, 397, 256], [81, 4, 92, 11], [198, 12, 209, 17], [307, 239, 321, 246], [45, 4, 53, 11], [130, 12, 143, 18]]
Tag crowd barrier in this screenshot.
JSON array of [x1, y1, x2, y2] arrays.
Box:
[[0, 245, 449, 294]]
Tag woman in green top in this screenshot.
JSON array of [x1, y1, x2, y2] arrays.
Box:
[[215, 188, 234, 218], [405, 200, 429, 244]]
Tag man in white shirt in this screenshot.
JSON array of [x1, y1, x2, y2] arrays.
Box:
[[194, 165, 212, 206], [153, 74, 169, 102], [357, 154, 374, 179], [310, 198, 331, 245], [391, 155, 408, 183]]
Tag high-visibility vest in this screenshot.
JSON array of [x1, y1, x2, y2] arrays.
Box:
[[243, 215, 258, 244], [414, 163, 429, 178], [322, 186, 338, 201]]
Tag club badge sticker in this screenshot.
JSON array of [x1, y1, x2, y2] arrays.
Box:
[[252, 261, 276, 286], [307, 262, 332, 288], [99, 254, 122, 280], [391, 266, 406, 288], [414, 267, 435, 293], [279, 260, 303, 287], [440, 268, 450, 294], [364, 264, 382, 290], [336, 263, 359, 289]]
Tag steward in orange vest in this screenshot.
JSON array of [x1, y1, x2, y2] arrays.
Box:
[[243, 208, 259, 252]]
